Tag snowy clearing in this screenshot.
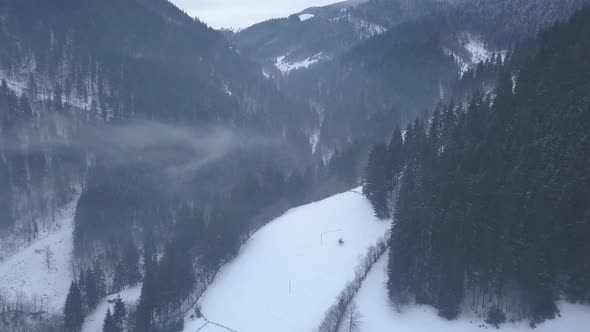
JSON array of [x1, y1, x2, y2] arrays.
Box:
[[183, 189, 389, 332], [82, 285, 142, 332], [465, 38, 493, 64], [0, 194, 79, 313], [300, 13, 315, 21], [348, 250, 590, 332], [464, 36, 507, 65], [274, 53, 326, 73]]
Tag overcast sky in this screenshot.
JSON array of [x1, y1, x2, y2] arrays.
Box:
[[170, 0, 339, 30]]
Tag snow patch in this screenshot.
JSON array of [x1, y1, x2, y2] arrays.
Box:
[[310, 130, 320, 155], [445, 35, 508, 76], [274, 53, 326, 74], [262, 68, 271, 79], [299, 13, 315, 21], [183, 189, 390, 332], [0, 193, 80, 312], [465, 38, 493, 64], [222, 83, 232, 96], [464, 36, 507, 65], [511, 74, 518, 93]]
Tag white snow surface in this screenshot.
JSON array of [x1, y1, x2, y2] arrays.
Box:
[[310, 130, 320, 154], [82, 285, 142, 332], [464, 35, 507, 66], [0, 195, 79, 312], [274, 52, 326, 73], [349, 250, 590, 332], [465, 38, 493, 65], [183, 189, 389, 332], [299, 13, 315, 21], [222, 83, 233, 96]]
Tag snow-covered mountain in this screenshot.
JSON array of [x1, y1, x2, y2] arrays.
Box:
[[247, 0, 590, 161], [231, 0, 589, 78], [228, 0, 396, 77]]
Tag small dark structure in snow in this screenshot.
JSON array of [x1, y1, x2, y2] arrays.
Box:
[[195, 303, 203, 318], [338, 238, 344, 246]]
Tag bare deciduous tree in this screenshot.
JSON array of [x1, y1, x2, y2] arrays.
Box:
[[344, 300, 362, 332], [44, 245, 54, 272]]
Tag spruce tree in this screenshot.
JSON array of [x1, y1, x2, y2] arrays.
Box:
[[112, 296, 128, 331], [363, 143, 390, 219], [64, 282, 84, 332], [112, 261, 128, 293], [125, 244, 142, 287], [103, 307, 115, 332], [84, 267, 99, 310], [94, 261, 107, 299]]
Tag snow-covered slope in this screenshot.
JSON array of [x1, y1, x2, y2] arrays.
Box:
[[183, 189, 389, 332], [347, 250, 590, 332], [82, 285, 142, 332], [274, 53, 328, 74], [0, 194, 79, 312], [445, 34, 507, 76]]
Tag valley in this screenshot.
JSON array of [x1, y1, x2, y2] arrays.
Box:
[[1, 1, 590, 331]]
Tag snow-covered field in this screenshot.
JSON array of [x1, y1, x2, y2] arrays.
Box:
[[183, 188, 389, 332], [82, 285, 142, 332], [0, 195, 79, 312], [348, 250, 590, 332]]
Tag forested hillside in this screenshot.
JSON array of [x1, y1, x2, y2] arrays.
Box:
[[0, 1, 345, 331], [363, 6, 590, 327], [247, 0, 590, 162]]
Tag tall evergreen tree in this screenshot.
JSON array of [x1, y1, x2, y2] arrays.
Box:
[[94, 262, 107, 299], [103, 307, 116, 332], [64, 282, 84, 332], [112, 296, 128, 331], [363, 143, 390, 219], [84, 267, 99, 310]]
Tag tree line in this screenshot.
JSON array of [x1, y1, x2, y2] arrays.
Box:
[[363, 6, 590, 327]]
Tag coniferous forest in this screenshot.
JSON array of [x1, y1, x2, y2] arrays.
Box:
[[363, 7, 590, 327]]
